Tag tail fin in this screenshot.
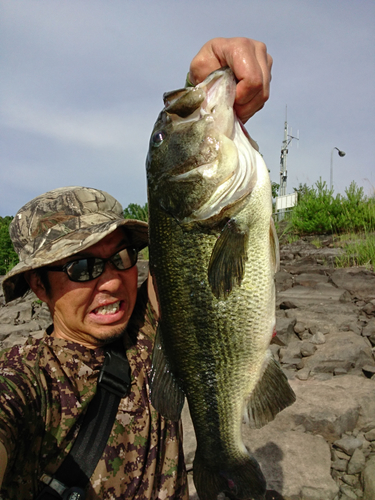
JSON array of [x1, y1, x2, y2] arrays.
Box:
[[193, 449, 266, 500]]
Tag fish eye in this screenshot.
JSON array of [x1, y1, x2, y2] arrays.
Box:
[[152, 130, 165, 147]]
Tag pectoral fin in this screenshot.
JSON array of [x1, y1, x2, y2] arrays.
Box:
[[245, 351, 296, 428], [208, 218, 249, 299], [150, 325, 185, 421]]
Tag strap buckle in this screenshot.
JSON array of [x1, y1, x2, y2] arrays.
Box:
[[62, 487, 86, 500], [39, 475, 86, 499]]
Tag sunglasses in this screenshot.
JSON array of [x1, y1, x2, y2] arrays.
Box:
[[45, 246, 138, 282]]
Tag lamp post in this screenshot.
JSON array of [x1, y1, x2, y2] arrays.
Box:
[[330, 147, 346, 191]]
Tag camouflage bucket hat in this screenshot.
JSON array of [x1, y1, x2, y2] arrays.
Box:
[[2, 186, 149, 303]]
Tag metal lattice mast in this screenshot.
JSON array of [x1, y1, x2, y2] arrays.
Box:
[[279, 107, 298, 197], [279, 115, 288, 197]]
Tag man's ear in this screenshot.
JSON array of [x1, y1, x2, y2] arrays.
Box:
[[24, 270, 49, 303]]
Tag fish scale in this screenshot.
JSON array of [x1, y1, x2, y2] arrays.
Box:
[[147, 67, 295, 500]]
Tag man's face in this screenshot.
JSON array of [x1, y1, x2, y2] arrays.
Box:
[[35, 228, 138, 349]]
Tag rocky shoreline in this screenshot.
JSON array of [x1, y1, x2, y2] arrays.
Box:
[[1, 238, 375, 500]]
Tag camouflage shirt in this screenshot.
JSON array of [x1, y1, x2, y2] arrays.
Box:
[[0, 283, 188, 500]]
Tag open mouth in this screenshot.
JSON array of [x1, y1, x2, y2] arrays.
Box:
[[92, 301, 121, 316]]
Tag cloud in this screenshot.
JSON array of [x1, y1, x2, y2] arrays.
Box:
[[2, 98, 148, 150]]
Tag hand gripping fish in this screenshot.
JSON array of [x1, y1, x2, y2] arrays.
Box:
[[146, 67, 295, 500]]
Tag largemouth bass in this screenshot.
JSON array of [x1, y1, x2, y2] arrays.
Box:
[[146, 67, 295, 500]]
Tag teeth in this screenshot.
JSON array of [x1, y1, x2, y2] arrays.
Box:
[[95, 301, 120, 315]]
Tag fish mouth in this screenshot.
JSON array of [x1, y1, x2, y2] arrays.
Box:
[[164, 68, 258, 223], [164, 67, 236, 137], [196, 67, 237, 137]]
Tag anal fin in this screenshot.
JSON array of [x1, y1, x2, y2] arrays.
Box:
[[150, 325, 185, 421], [208, 218, 249, 300], [245, 351, 296, 429]]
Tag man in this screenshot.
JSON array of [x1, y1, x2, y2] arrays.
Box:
[[0, 37, 272, 499]]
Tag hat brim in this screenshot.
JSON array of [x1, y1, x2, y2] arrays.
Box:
[[2, 218, 148, 303]]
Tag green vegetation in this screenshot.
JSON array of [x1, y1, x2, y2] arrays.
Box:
[[288, 179, 375, 235], [277, 179, 375, 271], [335, 232, 375, 270], [268, 170, 280, 199], [271, 182, 280, 199], [311, 238, 322, 249], [123, 202, 149, 260], [123, 203, 148, 222], [0, 216, 18, 275]]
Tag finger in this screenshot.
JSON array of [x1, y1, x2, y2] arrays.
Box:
[[188, 37, 272, 123], [234, 54, 273, 122], [228, 41, 272, 122], [188, 37, 226, 86]]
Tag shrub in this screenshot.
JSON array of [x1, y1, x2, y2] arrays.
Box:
[[289, 179, 375, 235], [0, 216, 18, 275], [123, 203, 148, 222]]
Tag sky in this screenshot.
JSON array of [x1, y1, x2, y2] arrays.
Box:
[[1, 0, 374, 216]]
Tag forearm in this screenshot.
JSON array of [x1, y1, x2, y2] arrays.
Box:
[[147, 272, 160, 319], [0, 440, 7, 488]]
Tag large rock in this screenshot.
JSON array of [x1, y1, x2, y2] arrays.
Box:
[[277, 283, 352, 308], [293, 273, 329, 287], [0, 303, 24, 324], [0, 299, 52, 347], [303, 331, 374, 375], [347, 447, 366, 474], [246, 430, 339, 500], [330, 267, 375, 301], [363, 318, 375, 346], [275, 317, 299, 345], [0, 319, 43, 340], [363, 456, 375, 500], [285, 306, 359, 337], [247, 376, 375, 443], [275, 271, 294, 293]]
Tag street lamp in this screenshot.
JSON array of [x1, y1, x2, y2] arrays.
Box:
[[330, 147, 346, 191]]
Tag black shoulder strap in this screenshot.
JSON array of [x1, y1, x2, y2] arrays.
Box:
[[36, 339, 131, 500]]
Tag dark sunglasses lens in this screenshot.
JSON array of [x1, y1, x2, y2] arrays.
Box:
[[112, 248, 138, 270], [67, 258, 104, 282], [65, 249, 138, 282]]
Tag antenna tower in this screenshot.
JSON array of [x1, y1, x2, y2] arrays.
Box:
[[279, 107, 299, 196]]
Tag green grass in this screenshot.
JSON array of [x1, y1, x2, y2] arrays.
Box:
[[335, 232, 375, 270], [274, 180, 375, 271], [311, 239, 322, 248]]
